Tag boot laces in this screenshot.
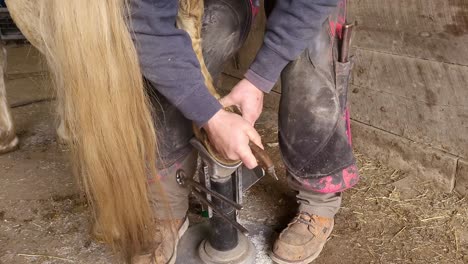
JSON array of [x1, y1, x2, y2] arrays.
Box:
[[291, 211, 317, 227]]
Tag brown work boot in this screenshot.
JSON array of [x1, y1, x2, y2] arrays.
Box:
[[132, 217, 189, 264], [270, 212, 334, 264]]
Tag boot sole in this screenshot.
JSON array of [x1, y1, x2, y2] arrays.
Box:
[[269, 242, 325, 264], [166, 217, 189, 264]]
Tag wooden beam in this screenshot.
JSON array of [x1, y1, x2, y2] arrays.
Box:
[[455, 159, 468, 195], [352, 120, 458, 192], [350, 49, 468, 158], [349, 0, 468, 65]]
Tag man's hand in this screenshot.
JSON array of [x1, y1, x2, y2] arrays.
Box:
[[220, 79, 264, 126], [204, 109, 263, 169]]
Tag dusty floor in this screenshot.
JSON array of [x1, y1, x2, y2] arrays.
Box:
[[1, 45, 468, 264]]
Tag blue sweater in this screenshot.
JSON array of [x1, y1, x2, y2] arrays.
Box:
[[130, 0, 339, 127]]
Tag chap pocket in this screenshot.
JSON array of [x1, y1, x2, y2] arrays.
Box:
[[335, 59, 353, 113]]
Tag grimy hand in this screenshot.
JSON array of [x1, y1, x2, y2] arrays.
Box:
[[203, 109, 263, 169], [220, 78, 264, 126]]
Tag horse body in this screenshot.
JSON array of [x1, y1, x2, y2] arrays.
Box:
[[0, 0, 220, 260], [0, 0, 215, 154]]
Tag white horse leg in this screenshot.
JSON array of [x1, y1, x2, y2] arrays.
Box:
[[0, 44, 19, 154], [7, 0, 68, 144], [56, 116, 69, 144], [177, 0, 220, 99]]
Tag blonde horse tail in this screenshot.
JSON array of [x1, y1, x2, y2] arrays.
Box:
[[9, 0, 159, 258]]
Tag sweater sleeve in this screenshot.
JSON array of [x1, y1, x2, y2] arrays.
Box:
[[130, 0, 221, 127], [245, 0, 339, 93]]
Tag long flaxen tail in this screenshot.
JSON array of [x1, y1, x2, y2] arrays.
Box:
[[8, 0, 160, 258]]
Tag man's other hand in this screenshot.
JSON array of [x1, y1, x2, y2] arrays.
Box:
[[220, 79, 264, 126]]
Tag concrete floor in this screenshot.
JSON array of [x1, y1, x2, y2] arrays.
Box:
[[1, 45, 468, 264]]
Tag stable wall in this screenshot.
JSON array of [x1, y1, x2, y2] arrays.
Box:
[[220, 0, 468, 193]]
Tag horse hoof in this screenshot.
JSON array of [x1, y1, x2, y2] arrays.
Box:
[[91, 221, 121, 243], [0, 136, 19, 154], [56, 134, 69, 145], [56, 122, 70, 145]]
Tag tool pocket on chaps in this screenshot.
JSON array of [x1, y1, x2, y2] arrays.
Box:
[[335, 59, 353, 113]]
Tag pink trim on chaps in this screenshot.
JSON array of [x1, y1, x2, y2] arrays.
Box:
[[300, 164, 359, 193], [329, 0, 347, 38]]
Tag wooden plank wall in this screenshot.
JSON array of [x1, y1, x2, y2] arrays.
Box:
[[348, 0, 468, 192], [220, 0, 468, 193]]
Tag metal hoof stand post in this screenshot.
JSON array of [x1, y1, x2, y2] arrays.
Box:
[[176, 138, 267, 264]]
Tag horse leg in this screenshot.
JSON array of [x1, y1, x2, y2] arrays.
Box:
[[7, 0, 70, 144], [177, 0, 249, 165], [56, 116, 70, 144], [176, 0, 214, 153], [0, 43, 19, 154], [177, 0, 220, 99]]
